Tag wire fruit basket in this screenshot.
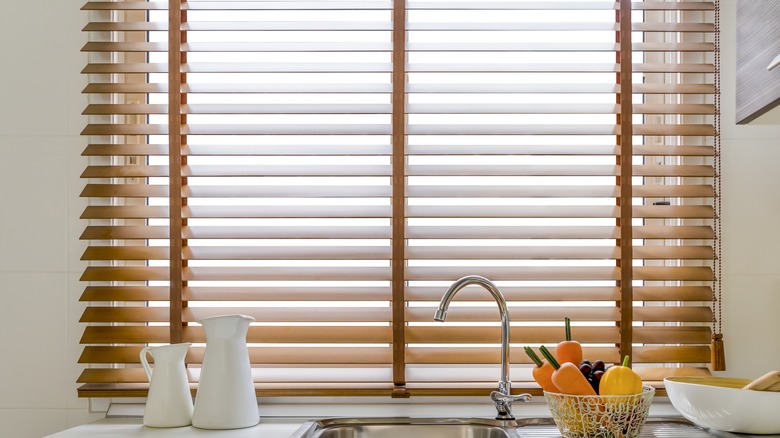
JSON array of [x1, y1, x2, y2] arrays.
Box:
[[544, 385, 655, 438]]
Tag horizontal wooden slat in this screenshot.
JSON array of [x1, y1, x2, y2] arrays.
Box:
[[633, 63, 715, 74], [634, 326, 712, 344], [185, 205, 391, 219], [77, 383, 395, 398], [81, 184, 169, 198], [406, 205, 619, 218], [407, 226, 620, 239], [81, 307, 169, 323], [183, 164, 390, 177], [81, 124, 168, 136], [80, 286, 170, 302], [80, 326, 171, 344], [82, 42, 167, 53], [406, 326, 711, 345], [405, 285, 712, 302], [82, 1, 167, 10], [635, 124, 716, 136], [408, 185, 619, 197], [407, 63, 619, 74], [184, 246, 391, 260], [183, 42, 392, 52], [81, 286, 392, 303], [633, 22, 715, 32], [83, 21, 167, 31], [408, 103, 618, 114], [405, 245, 713, 260], [181, 124, 391, 136], [634, 145, 714, 156], [632, 346, 712, 364], [83, 83, 168, 94], [406, 346, 620, 365], [80, 266, 169, 282], [407, 326, 619, 344], [406, 2, 714, 11], [635, 265, 713, 281], [185, 185, 391, 198], [183, 267, 391, 282], [81, 226, 169, 240], [407, 42, 617, 52], [633, 83, 716, 94], [184, 1, 392, 11], [633, 42, 714, 52], [82, 246, 169, 261], [82, 144, 168, 156], [81, 165, 167, 178], [183, 62, 392, 73], [182, 144, 391, 156], [182, 104, 391, 115], [82, 306, 392, 323], [634, 104, 715, 114], [185, 226, 391, 240], [408, 83, 618, 94], [634, 286, 713, 302], [80, 206, 168, 220], [82, 63, 167, 74], [83, 104, 167, 115], [408, 124, 618, 135], [406, 266, 621, 282], [184, 83, 392, 94], [408, 164, 619, 176], [632, 2, 714, 11], [185, 287, 391, 302], [408, 22, 617, 31], [407, 306, 711, 323]]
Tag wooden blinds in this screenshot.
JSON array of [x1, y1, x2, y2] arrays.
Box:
[[78, 0, 718, 397]]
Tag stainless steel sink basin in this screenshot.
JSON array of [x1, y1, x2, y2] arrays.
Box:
[[288, 418, 534, 438], [289, 417, 749, 438]]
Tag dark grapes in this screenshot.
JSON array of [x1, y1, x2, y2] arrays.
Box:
[[580, 359, 605, 393]]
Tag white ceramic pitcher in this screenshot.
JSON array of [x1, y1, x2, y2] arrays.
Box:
[[192, 314, 259, 429], [140, 343, 193, 427]]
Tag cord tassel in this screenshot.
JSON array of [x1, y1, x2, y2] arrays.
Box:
[[711, 333, 726, 371]]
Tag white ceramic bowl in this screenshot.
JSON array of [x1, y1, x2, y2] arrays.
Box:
[[665, 376, 780, 434]]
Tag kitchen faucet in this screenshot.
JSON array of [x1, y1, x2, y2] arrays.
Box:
[[434, 275, 532, 420]]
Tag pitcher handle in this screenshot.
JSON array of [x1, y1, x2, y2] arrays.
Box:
[[140, 346, 153, 381]]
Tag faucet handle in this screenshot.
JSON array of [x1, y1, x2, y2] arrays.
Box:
[[490, 391, 532, 420]]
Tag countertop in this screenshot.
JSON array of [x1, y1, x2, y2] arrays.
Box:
[[44, 398, 690, 437]]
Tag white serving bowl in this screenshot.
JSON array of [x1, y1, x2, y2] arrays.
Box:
[[665, 376, 780, 434]]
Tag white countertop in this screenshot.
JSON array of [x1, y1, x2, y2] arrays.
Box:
[[45, 398, 684, 437]]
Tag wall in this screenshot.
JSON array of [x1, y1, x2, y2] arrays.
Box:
[[0, 0, 777, 436], [0, 0, 104, 436], [717, 0, 780, 378]]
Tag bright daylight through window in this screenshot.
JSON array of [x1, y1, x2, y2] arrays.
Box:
[[78, 0, 719, 397]]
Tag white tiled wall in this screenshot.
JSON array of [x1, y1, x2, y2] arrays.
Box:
[[0, 0, 104, 436], [0, 0, 778, 436]]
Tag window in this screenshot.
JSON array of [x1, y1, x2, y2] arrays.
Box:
[[79, 0, 719, 397]]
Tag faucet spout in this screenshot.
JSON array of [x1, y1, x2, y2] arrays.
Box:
[[434, 275, 531, 420]]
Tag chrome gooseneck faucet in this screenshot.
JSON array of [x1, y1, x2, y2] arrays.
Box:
[[434, 275, 531, 420]]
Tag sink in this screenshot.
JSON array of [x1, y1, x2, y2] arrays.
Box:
[[288, 418, 540, 438], [289, 417, 750, 438]]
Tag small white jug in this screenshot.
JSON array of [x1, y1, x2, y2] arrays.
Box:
[[140, 343, 193, 427], [192, 314, 259, 429]]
